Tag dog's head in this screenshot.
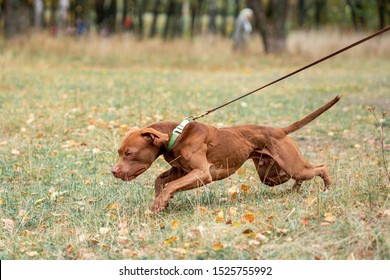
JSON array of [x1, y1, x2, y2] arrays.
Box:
[[112, 127, 169, 181]]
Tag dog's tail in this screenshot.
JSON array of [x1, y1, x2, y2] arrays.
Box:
[[281, 95, 341, 135]]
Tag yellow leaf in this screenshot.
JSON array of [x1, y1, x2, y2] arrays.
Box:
[[120, 124, 130, 131], [109, 214, 116, 220], [232, 222, 241, 227], [166, 236, 177, 245], [242, 213, 255, 223], [241, 184, 251, 193], [198, 206, 208, 213], [34, 197, 47, 205], [213, 242, 224, 250], [215, 210, 224, 223], [106, 203, 119, 210], [171, 220, 179, 229], [237, 168, 246, 175]]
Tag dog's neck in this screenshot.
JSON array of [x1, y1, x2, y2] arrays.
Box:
[[148, 122, 180, 137]]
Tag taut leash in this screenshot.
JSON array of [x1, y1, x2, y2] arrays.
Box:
[[189, 26, 389, 121]]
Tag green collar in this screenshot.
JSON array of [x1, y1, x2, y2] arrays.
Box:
[[165, 118, 191, 152]]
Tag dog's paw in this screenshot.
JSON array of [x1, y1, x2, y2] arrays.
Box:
[[151, 196, 169, 213]]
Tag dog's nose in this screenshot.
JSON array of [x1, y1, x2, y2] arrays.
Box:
[[112, 166, 120, 177]]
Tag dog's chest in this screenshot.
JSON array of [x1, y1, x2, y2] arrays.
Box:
[[163, 152, 192, 172]]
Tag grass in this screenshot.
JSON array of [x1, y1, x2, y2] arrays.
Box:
[[0, 31, 389, 260]]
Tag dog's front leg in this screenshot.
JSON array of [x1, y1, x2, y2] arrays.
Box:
[[151, 167, 212, 213], [154, 167, 187, 198]]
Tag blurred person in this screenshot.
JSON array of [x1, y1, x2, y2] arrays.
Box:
[[232, 8, 254, 52]]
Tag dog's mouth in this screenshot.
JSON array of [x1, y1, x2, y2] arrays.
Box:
[[122, 167, 147, 181]]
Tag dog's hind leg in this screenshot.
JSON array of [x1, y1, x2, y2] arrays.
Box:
[[267, 138, 332, 190], [252, 155, 291, 186]]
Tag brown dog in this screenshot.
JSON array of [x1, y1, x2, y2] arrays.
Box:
[[112, 96, 340, 212]]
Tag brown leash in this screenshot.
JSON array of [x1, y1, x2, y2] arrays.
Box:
[[190, 27, 389, 121]]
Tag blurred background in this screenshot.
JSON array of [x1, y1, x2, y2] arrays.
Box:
[[0, 0, 389, 54]]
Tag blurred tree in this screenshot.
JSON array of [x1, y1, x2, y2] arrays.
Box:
[[136, 0, 148, 38], [207, 0, 217, 34], [33, 0, 44, 29], [297, 0, 307, 27], [149, 0, 161, 37], [190, 0, 204, 36], [314, 0, 326, 28], [95, 0, 117, 36], [163, 0, 183, 40], [376, 0, 389, 29], [347, 0, 366, 31], [4, 0, 32, 38], [246, 0, 289, 53]]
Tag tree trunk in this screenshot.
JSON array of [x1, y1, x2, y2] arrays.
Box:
[[33, 0, 44, 29], [245, 0, 268, 52], [4, 0, 32, 38], [137, 0, 148, 39], [207, 0, 217, 34], [163, 0, 175, 39], [190, 0, 203, 36], [297, 0, 306, 27], [220, 0, 228, 36], [246, 0, 289, 53], [149, 0, 161, 37], [314, 0, 326, 29], [347, 0, 366, 31]]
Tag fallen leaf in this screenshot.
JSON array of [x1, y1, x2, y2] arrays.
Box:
[[215, 210, 224, 223], [242, 213, 255, 223], [122, 249, 138, 257], [213, 242, 224, 250], [255, 233, 267, 241], [170, 248, 187, 255], [237, 168, 246, 175], [2, 219, 15, 232], [171, 220, 179, 229], [198, 206, 209, 213], [242, 228, 254, 235], [301, 217, 310, 226], [67, 244, 73, 254], [26, 251, 38, 257], [166, 236, 177, 245], [11, 149, 20, 155], [106, 203, 118, 210], [324, 212, 337, 223], [266, 215, 274, 223], [229, 207, 238, 216], [228, 186, 238, 200], [118, 237, 130, 245], [241, 184, 250, 193], [99, 227, 111, 235]]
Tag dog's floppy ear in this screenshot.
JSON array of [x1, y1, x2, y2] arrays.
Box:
[[141, 128, 169, 148]]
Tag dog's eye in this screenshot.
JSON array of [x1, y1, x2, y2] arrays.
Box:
[[125, 151, 133, 157]]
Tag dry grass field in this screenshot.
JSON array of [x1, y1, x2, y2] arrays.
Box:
[[0, 30, 389, 260]]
